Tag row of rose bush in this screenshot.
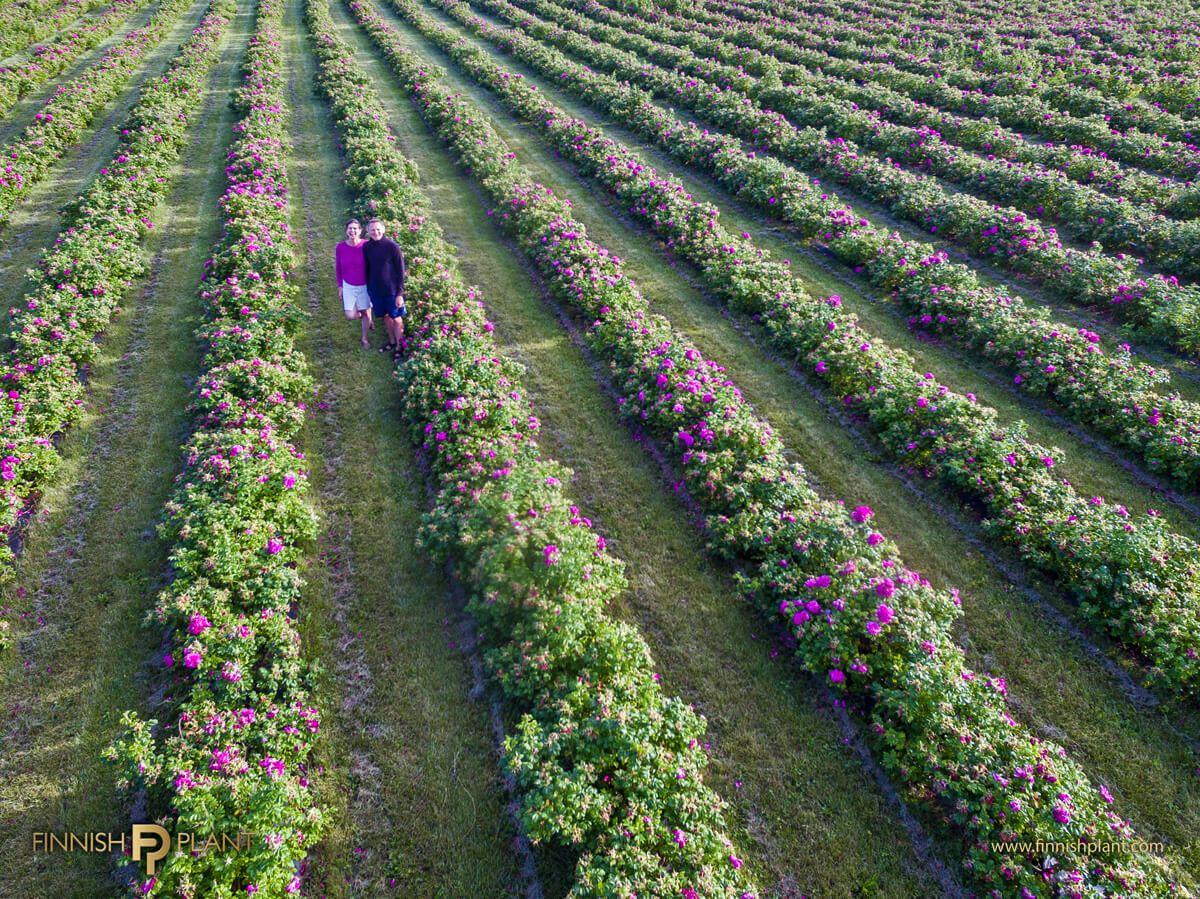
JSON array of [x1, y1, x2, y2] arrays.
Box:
[[476, 0, 1200, 355], [773, 0, 1198, 67], [347, 5, 1191, 893], [697, 0, 1200, 169], [745, 0, 1196, 70], [567, 0, 1200, 242], [0, 0, 224, 567], [707, 0, 1200, 150], [0, 0, 199, 224], [439, 0, 1200, 489], [492, 0, 1200, 314], [792, 0, 1195, 90], [792, 0, 1198, 76], [304, 2, 760, 896], [105, 1, 329, 895], [632, 0, 1200, 136], [401, 0, 1200, 699], [611, 0, 1197, 216], [679, 0, 1200, 183], [644, 0, 1200, 222], [730, 0, 1200, 113], [0, 0, 108, 59], [0, 0, 152, 118], [400, 0, 1200, 696]]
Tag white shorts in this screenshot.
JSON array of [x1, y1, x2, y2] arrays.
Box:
[[341, 281, 370, 313]]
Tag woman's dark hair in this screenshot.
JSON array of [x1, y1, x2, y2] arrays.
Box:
[[346, 218, 362, 230]]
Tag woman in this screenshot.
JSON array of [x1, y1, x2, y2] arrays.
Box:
[[335, 219, 372, 347]]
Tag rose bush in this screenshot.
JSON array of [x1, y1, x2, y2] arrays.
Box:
[[380, 0, 1200, 704]]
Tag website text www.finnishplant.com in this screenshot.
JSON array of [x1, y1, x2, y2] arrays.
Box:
[[988, 840, 1166, 855]]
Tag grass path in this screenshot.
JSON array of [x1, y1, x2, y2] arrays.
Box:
[[0, 5, 253, 893], [340, 0, 1200, 878], [283, 0, 528, 894], [0, 0, 213, 310]]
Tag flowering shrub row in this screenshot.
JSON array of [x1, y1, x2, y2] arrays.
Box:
[[757, 0, 1199, 78], [601, 0, 1200, 218], [430, 0, 1200, 498], [763, 0, 1199, 122], [305, 2, 757, 897], [0, 0, 108, 59], [702, 0, 1200, 169], [381, 0, 1200, 702], [557, 0, 1200, 188], [612, 0, 1195, 215], [345, 5, 1191, 893], [0, 0, 198, 224], [761, 0, 1198, 77], [105, 1, 329, 895], [485, 0, 1200, 349], [545, 0, 1200, 277], [0, 0, 150, 118], [0, 0, 227, 573]]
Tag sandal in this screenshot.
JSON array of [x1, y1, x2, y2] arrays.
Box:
[[378, 342, 395, 353]]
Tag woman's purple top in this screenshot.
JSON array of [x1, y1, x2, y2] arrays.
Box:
[[335, 240, 367, 286]]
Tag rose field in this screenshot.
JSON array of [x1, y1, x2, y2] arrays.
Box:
[[0, 0, 1198, 894]]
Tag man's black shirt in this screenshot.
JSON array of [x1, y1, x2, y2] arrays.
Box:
[[363, 236, 406, 298]]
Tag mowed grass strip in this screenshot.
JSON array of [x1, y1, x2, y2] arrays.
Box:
[[284, 1, 525, 895], [0, 6, 252, 895], [325, 3, 960, 895], [0, 0, 214, 308], [341, 0, 1200, 877]]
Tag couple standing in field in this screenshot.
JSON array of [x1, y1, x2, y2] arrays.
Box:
[[335, 218, 408, 359]]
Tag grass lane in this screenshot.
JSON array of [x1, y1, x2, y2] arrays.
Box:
[[342, 0, 1200, 877], [0, 6, 252, 894], [284, 0, 527, 894]]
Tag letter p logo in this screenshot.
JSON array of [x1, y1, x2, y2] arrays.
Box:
[[132, 824, 170, 875]]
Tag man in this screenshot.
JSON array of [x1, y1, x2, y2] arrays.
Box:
[[362, 218, 408, 358]]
